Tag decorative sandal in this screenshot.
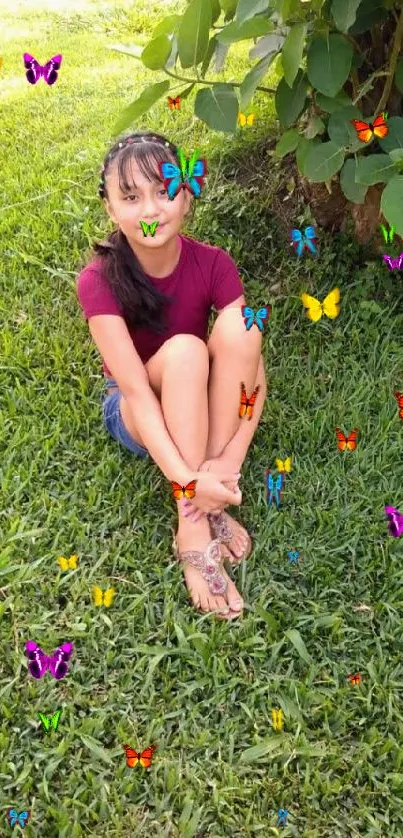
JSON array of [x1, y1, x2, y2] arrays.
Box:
[[207, 512, 252, 564], [172, 535, 228, 597]]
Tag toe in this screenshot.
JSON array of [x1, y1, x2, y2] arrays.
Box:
[[226, 578, 244, 613], [208, 594, 230, 618]]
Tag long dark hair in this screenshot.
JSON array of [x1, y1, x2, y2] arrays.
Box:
[[92, 131, 194, 333]]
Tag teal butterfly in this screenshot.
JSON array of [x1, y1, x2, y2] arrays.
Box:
[[38, 709, 62, 732], [241, 305, 271, 332], [158, 147, 207, 200], [140, 220, 159, 237], [287, 550, 300, 566], [6, 809, 30, 829]]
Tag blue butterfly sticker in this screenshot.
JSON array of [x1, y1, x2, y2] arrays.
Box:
[[290, 225, 317, 257], [158, 147, 207, 201], [6, 809, 30, 829], [241, 305, 271, 332], [287, 550, 300, 566], [277, 808, 289, 827], [266, 470, 284, 507]]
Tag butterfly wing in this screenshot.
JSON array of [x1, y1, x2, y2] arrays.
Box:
[[171, 481, 185, 500], [275, 458, 285, 472], [49, 642, 73, 679], [322, 287, 340, 319], [23, 52, 42, 84], [351, 119, 372, 143], [241, 306, 255, 330], [346, 428, 358, 451], [255, 306, 271, 331], [139, 744, 156, 768], [382, 254, 395, 270], [275, 473, 284, 505], [149, 221, 159, 237], [303, 225, 317, 254], [245, 385, 260, 420], [291, 228, 303, 257], [335, 428, 347, 451], [68, 554, 78, 569], [38, 712, 51, 732], [183, 480, 197, 499], [394, 392, 403, 419], [123, 744, 140, 767], [372, 112, 388, 139], [239, 383, 248, 419], [284, 456, 292, 472], [184, 157, 207, 198], [157, 161, 182, 200], [103, 588, 116, 607], [93, 586, 103, 606], [43, 54, 62, 85], [140, 220, 149, 237], [25, 641, 49, 678], [247, 113, 255, 125], [51, 709, 62, 731], [380, 224, 388, 244], [238, 113, 246, 126], [58, 556, 68, 571], [17, 811, 30, 828], [301, 293, 323, 322], [385, 505, 403, 537], [397, 253, 403, 269]]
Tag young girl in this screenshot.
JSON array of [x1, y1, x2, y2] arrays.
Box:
[[76, 131, 267, 621]]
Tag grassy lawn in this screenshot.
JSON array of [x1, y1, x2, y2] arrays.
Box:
[[1, 0, 403, 835]]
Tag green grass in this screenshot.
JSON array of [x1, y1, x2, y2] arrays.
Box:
[[1, 1, 403, 835]]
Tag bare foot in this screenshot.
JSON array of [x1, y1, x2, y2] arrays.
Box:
[[175, 516, 244, 620], [209, 511, 252, 564]]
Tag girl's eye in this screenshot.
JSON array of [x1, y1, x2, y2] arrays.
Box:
[[125, 195, 138, 202]]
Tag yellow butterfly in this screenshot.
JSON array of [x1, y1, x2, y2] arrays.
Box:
[[92, 587, 116, 607], [301, 287, 340, 321], [275, 456, 292, 473], [272, 708, 283, 731], [58, 554, 79, 571], [238, 112, 255, 127]]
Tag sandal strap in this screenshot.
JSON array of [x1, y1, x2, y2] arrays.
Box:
[[176, 538, 227, 596], [207, 512, 233, 543]]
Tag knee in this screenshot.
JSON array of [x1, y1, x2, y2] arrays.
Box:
[[211, 307, 262, 356], [163, 334, 209, 376]]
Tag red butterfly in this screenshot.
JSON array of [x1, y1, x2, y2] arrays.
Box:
[[348, 673, 361, 686], [239, 382, 260, 421], [394, 392, 403, 420], [167, 96, 181, 110], [123, 744, 156, 768], [335, 428, 358, 452], [351, 112, 388, 143], [171, 480, 197, 500]]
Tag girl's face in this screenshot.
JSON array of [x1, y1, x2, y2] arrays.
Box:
[[103, 154, 191, 248]]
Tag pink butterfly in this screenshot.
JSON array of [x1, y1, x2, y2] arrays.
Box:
[[25, 640, 73, 679], [23, 53, 62, 85], [384, 505, 403, 538], [382, 253, 403, 270]]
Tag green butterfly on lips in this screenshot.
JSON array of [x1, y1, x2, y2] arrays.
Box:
[[139, 221, 159, 237]]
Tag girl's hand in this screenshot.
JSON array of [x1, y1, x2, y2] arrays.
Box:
[[177, 470, 242, 520], [179, 458, 243, 522]]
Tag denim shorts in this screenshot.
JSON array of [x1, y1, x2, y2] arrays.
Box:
[[101, 377, 149, 458]]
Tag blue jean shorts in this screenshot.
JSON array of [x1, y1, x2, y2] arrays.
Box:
[[101, 377, 149, 458]]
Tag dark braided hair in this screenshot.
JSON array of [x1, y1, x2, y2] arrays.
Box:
[[92, 131, 192, 334]]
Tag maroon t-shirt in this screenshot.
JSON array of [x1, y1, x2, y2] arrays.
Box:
[[76, 234, 244, 377]]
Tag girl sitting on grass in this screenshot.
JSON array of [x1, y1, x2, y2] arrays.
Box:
[[76, 131, 267, 621]]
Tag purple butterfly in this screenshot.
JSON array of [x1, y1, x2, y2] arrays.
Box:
[[25, 640, 73, 679], [384, 505, 403, 538], [23, 53, 62, 85], [382, 253, 403, 270]]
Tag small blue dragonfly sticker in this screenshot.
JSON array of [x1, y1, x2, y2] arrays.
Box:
[[290, 225, 317, 257], [266, 471, 284, 507], [277, 808, 289, 827], [287, 550, 300, 566]]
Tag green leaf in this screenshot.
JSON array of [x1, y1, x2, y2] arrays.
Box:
[[219, 0, 237, 20], [395, 58, 403, 94], [240, 738, 286, 763], [381, 175, 403, 238], [200, 34, 218, 77], [236, 0, 270, 24], [274, 128, 300, 158], [307, 35, 353, 97], [282, 23, 307, 88], [377, 117, 403, 154], [348, 0, 388, 35], [152, 14, 181, 37], [141, 34, 172, 70], [80, 734, 115, 766], [331, 0, 360, 32], [194, 83, 238, 132], [217, 17, 274, 44], [239, 51, 278, 111], [303, 140, 345, 182], [355, 155, 396, 186], [389, 148, 403, 166], [315, 91, 352, 113], [215, 41, 230, 71], [211, 0, 221, 24], [327, 105, 363, 150], [249, 33, 284, 59], [178, 0, 212, 69], [285, 628, 312, 664], [340, 158, 368, 203], [113, 80, 171, 134], [275, 70, 309, 128], [305, 114, 325, 139]]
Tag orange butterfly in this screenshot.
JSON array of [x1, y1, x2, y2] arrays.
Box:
[[122, 744, 156, 768], [348, 673, 361, 686], [168, 96, 181, 110], [171, 480, 197, 500], [335, 427, 358, 452], [239, 382, 260, 421], [394, 392, 403, 420], [351, 112, 388, 143]]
